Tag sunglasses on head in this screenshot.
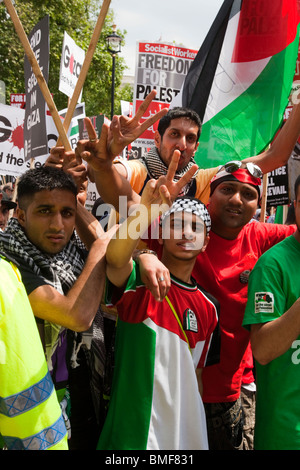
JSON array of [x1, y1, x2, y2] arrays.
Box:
[[219, 160, 263, 179]]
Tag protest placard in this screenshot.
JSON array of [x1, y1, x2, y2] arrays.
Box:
[[0, 104, 39, 176], [267, 165, 289, 207], [24, 16, 49, 161], [59, 32, 85, 102], [133, 42, 197, 147], [0, 103, 86, 177], [10, 93, 26, 109]]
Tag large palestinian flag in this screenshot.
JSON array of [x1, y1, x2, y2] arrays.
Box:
[[174, 0, 300, 168]]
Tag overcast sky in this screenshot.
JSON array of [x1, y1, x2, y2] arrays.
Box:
[[110, 0, 224, 75]]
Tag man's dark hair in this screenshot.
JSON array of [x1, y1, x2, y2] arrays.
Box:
[[157, 107, 202, 141], [17, 166, 77, 209], [294, 174, 300, 201]]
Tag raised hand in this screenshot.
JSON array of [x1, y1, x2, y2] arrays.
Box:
[[45, 147, 87, 190], [108, 89, 168, 158], [76, 89, 168, 173], [138, 179, 172, 225], [140, 178, 171, 209], [75, 119, 111, 172], [45, 146, 66, 169], [62, 152, 88, 191], [156, 150, 198, 200]]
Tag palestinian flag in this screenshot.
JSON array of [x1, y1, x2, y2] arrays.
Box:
[[175, 0, 300, 168]]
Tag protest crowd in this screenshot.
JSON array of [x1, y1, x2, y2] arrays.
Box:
[[1, 90, 300, 451], [2, 0, 300, 454]]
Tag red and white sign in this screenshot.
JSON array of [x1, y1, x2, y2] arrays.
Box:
[[0, 102, 85, 177], [10, 93, 26, 109], [133, 41, 197, 147]]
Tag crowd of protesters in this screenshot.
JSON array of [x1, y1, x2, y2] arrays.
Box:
[[1, 91, 300, 450]]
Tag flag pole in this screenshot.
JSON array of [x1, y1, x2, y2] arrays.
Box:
[[3, 0, 72, 151], [56, 0, 111, 146]]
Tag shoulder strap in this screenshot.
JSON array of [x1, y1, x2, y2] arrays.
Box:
[[165, 295, 191, 354]]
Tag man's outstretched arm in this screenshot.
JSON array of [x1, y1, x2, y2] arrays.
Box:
[[105, 179, 171, 290], [76, 90, 168, 211], [244, 98, 300, 173], [28, 227, 117, 332]]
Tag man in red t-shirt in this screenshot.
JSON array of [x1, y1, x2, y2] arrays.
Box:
[[192, 163, 295, 449], [140, 161, 295, 449]]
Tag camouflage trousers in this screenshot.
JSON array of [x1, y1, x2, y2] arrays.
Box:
[[204, 387, 256, 450]]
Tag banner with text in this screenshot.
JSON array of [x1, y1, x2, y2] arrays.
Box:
[[0, 103, 85, 177], [59, 31, 85, 102], [10, 93, 26, 109], [267, 165, 289, 207], [24, 15, 49, 161], [133, 42, 197, 147], [0, 104, 41, 176]]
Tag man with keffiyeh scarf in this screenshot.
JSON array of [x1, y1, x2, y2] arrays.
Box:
[[0, 91, 169, 450], [0, 165, 116, 450], [76, 97, 300, 216]]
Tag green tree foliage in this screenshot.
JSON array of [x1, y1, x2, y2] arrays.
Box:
[[0, 0, 132, 117]]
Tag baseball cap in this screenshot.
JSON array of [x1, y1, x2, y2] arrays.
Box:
[[1, 192, 17, 210]]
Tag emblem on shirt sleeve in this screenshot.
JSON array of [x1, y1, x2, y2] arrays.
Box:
[[239, 269, 251, 284], [183, 309, 198, 332], [254, 292, 274, 313]]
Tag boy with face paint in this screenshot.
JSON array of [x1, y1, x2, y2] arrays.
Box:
[[97, 179, 220, 450]]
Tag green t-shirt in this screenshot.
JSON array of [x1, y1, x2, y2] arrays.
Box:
[[243, 235, 300, 450]]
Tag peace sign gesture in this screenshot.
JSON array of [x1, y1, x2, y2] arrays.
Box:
[[76, 90, 168, 171], [108, 89, 168, 158], [156, 150, 198, 201], [75, 120, 111, 172]]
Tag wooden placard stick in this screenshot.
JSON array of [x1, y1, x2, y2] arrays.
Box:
[[4, 0, 72, 150], [56, 0, 111, 146], [260, 172, 268, 222]]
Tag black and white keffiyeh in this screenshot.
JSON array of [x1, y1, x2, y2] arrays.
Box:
[[160, 197, 211, 233], [0, 218, 86, 293], [0, 218, 106, 382], [141, 147, 199, 195]]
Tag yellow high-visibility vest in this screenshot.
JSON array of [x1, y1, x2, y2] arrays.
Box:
[[0, 255, 68, 450]]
